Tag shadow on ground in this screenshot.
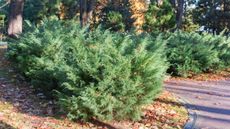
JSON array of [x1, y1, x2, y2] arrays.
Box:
[[165, 79, 230, 128]]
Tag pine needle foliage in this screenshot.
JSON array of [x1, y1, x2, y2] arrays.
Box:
[[166, 31, 230, 77], [102, 11, 125, 32], [143, 0, 176, 32], [7, 19, 167, 121], [201, 33, 230, 67]]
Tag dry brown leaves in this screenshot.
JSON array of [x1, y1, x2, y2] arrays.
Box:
[[169, 69, 230, 82]]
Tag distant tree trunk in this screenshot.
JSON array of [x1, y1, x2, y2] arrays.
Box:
[[111, 0, 119, 10], [80, 0, 96, 27], [170, 0, 176, 7], [176, 0, 184, 29], [157, 0, 163, 6], [80, 0, 87, 27], [7, 0, 24, 38]]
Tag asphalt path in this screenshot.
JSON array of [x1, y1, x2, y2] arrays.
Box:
[[165, 79, 230, 129]]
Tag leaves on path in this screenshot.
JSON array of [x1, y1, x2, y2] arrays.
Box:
[[169, 68, 230, 82]]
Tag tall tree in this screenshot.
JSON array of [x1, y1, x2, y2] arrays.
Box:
[[129, 0, 149, 32], [144, 0, 176, 32], [80, 0, 96, 27], [7, 0, 24, 37], [193, 0, 230, 34], [157, 0, 164, 6], [170, 0, 184, 29], [176, 0, 184, 29]]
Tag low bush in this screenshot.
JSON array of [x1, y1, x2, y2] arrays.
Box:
[[166, 31, 230, 77], [202, 33, 230, 67], [7, 19, 167, 121]]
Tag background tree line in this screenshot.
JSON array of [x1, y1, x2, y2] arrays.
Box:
[[1, 0, 230, 37]]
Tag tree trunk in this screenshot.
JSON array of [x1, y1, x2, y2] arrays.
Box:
[[7, 0, 24, 38], [157, 0, 163, 6], [80, 0, 87, 27], [176, 0, 184, 29], [170, 0, 176, 7], [80, 0, 96, 27]]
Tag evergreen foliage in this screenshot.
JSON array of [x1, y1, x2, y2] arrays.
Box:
[[166, 31, 230, 77], [194, 0, 230, 34], [143, 0, 176, 32], [182, 9, 199, 32], [102, 11, 125, 32], [202, 33, 230, 67], [7, 19, 167, 121], [98, 1, 133, 32], [24, 0, 78, 23]]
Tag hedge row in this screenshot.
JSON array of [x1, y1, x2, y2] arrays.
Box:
[[7, 19, 167, 121], [7, 19, 230, 121], [166, 31, 230, 77]]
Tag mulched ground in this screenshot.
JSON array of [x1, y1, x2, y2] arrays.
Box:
[[169, 69, 230, 82], [0, 46, 188, 129]]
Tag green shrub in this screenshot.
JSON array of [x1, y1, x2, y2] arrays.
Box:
[[201, 33, 230, 67], [166, 31, 219, 77], [143, 0, 176, 32], [103, 11, 125, 32], [7, 19, 167, 121]]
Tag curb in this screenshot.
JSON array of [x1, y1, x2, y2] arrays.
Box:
[[173, 93, 197, 129]]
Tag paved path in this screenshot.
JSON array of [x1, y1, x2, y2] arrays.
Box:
[[165, 79, 230, 129]]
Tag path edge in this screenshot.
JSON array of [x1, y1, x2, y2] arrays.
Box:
[[172, 93, 197, 129]]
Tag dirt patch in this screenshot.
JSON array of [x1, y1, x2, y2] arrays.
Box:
[[168, 69, 230, 82]]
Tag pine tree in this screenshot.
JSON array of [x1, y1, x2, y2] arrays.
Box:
[[8, 0, 24, 37], [80, 0, 96, 27], [143, 0, 176, 32], [24, 0, 79, 23], [194, 0, 230, 34]]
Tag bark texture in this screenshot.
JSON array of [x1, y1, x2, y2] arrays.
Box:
[[8, 0, 24, 37], [176, 0, 184, 29], [80, 0, 96, 27]]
